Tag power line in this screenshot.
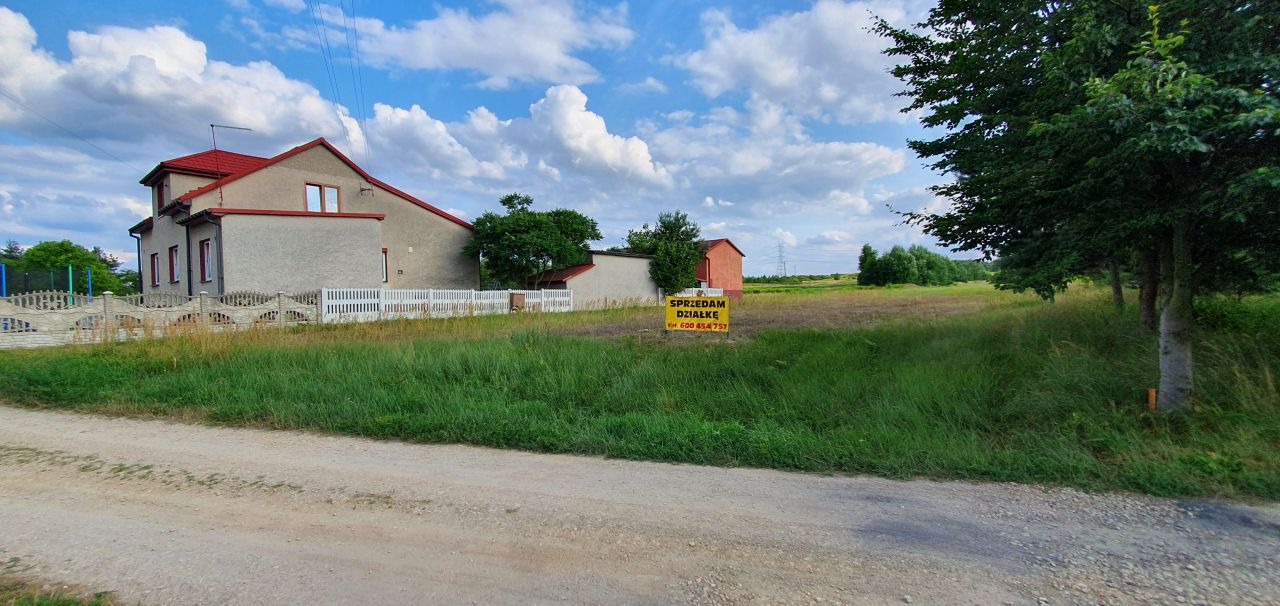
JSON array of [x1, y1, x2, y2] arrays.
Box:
[[302, 0, 358, 155], [0, 85, 145, 174], [344, 0, 371, 165], [305, 0, 345, 109]]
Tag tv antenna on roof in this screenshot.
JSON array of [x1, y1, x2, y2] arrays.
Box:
[[209, 124, 252, 206]]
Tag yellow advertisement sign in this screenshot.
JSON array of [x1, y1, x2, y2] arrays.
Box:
[[664, 296, 730, 332]]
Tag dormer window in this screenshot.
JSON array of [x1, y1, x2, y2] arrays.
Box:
[[306, 183, 340, 213], [154, 183, 165, 213]]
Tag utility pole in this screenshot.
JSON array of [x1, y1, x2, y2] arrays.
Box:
[[776, 242, 787, 277]]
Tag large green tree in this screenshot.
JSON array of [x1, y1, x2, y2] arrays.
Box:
[[624, 210, 703, 294], [878, 1, 1280, 410], [462, 193, 602, 287], [13, 240, 125, 294]]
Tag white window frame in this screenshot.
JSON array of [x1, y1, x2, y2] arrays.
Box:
[[168, 245, 180, 283], [199, 239, 212, 283]]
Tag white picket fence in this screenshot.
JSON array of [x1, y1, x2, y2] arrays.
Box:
[[321, 288, 573, 323]]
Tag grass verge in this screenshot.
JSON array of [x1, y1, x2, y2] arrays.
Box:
[[0, 576, 115, 606], [0, 287, 1276, 499]]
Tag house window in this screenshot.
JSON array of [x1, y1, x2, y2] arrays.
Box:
[[199, 239, 212, 283], [306, 184, 340, 213], [154, 184, 164, 214], [382, 248, 389, 283], [168, 245, 180, 283], [150, 253, 160, 287]]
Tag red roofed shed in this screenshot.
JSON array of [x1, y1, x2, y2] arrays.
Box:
[[697, 238, 745, 298]]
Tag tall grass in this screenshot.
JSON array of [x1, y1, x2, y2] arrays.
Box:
[[1, 287, 1276, 499]]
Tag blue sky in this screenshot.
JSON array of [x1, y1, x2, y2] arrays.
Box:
[[0, 0, 953, 276]]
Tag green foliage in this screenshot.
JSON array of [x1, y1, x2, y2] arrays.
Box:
[[461, 193, 601, 287], [2, 288, 1278, 498], [623, 210, 702, 293], [856, 244, 880, 286], [856, 243, 989, 286], [3, 240, 125, 295], [878, 0, 1279, 299], [0, 577, 115, 606], [650, 239, 701, 294], [745, 274, 845, 284]]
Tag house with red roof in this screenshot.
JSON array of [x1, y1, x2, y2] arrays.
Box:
[[697, 238, 745, 298], [128, 138, 477, 295]]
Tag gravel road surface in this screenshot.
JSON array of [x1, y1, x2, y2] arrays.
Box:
[[0, 405, 1276, 605]]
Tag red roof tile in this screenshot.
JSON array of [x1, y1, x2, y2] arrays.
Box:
[[534, 263, 595, 284], [700, 238, 745, 257], [163, 149, 268, 175], [140, 150, 268, 184]]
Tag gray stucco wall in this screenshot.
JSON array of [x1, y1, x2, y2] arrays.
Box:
[[187, 145, 478, 289], [168, 173, 215, 202], [568, 253, 660, 309], [220, 214, 382, 293], [138, 215, 188, 295], [187, 222, 219, 293]]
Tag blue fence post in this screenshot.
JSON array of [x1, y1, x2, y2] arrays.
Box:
[[87, 266, 93, 300], [1, 262, 6, 297]]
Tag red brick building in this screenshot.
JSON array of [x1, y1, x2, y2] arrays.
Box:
[[696, 238, 745, 298]]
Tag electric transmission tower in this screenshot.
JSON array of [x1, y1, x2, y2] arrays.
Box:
[[776, 242, 788, 276]]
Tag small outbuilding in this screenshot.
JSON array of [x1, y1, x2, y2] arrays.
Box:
[[697, 238, 745, 298], [533, 251, 660, 309]]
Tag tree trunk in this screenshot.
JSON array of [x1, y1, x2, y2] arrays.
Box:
[[1138, 249, 1159, 332], [1157, 220, 1194, 412], [1108, 258, 1124, 312]]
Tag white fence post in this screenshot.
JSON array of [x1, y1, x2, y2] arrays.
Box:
[[277, 292, 286, 327]]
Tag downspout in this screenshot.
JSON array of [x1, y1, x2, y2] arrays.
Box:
[[129, 232, 143, 293], [184, 221, 193, 296], [212, 215, 225, 295]]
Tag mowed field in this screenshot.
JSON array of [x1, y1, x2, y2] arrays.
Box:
[[1, 282, 1278, 499]]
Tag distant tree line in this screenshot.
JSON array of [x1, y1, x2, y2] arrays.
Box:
[[743, 274, 846, 284], [857, 244, 990, 287]]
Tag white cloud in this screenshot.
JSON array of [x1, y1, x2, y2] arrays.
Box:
[[0, 7, 360, 154], [806, 230, 852, 246], [664, 110, 694, 122], [347, 0, 632, 88], [537, 159, 561, 182], [519, 85, 672, 187], [366, 103, 503, 180], [773, 228, 798, 247], [825, 190, 873, 214], [616, 76, 667, 94], [675, 1, 925, 124]]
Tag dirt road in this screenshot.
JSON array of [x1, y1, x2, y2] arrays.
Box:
[[0, 406, 1276, 605]]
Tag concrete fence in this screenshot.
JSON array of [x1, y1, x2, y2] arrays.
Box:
[[0, 287, 577, 349], [0, 290, 319, 349]]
